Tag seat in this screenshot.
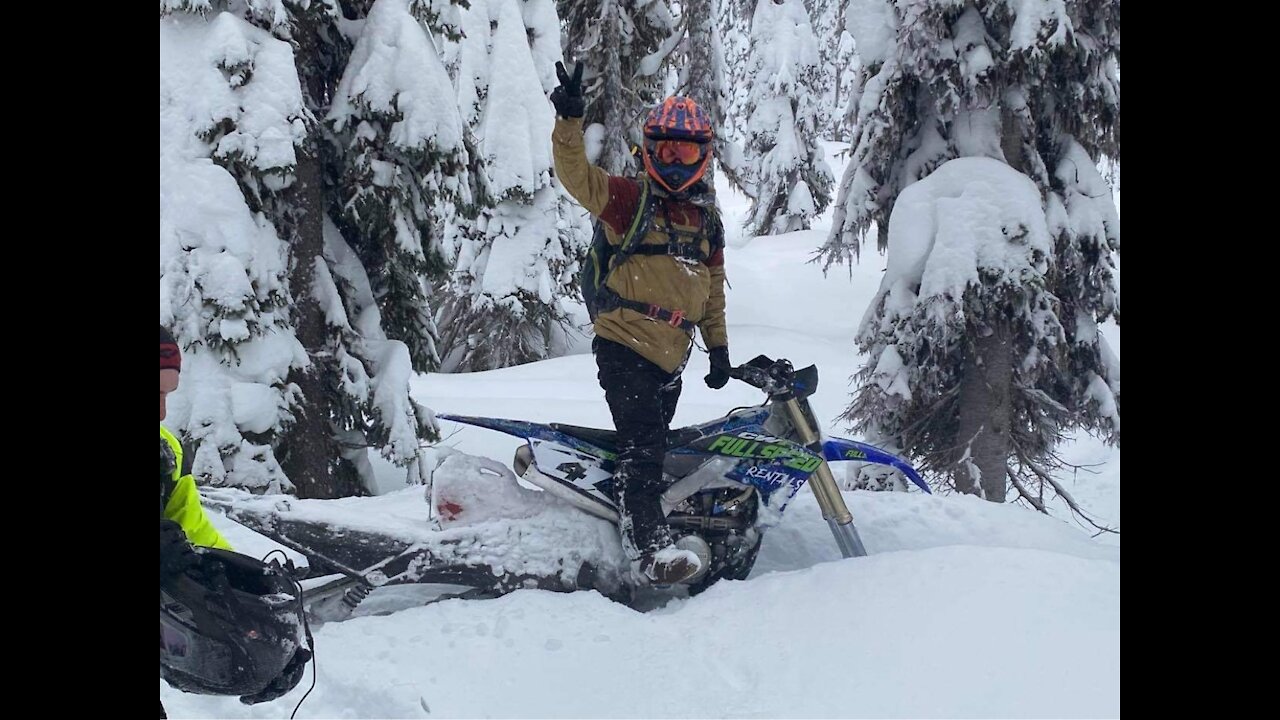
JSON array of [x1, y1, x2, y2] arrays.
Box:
[[551, 423, 704, 452]]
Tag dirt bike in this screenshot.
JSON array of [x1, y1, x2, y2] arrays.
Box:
[[212, 356, 928, 618], [440, 354, 929, 591]]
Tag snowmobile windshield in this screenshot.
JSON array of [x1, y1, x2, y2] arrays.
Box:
[[160, 548, 306, 697]]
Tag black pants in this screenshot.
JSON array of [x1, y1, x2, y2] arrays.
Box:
[[594, 338, 682, 557]]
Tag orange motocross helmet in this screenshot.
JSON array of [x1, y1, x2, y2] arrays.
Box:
[[641, 96, 714, 193]]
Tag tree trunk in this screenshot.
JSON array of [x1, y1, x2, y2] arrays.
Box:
[[277, 14, 364, 499], [952, 323, 1012, 501], [946, 101, 1029, 501], [278, 140, 365, 499], [1001, 102, 1027, 174], [876, 206, 891, 252]]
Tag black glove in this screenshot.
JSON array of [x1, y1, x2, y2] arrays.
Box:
[[705, 347, 731, 390], [550, 61, 585, 118], [160, 518, 199, 580], [240, 647, 312, 705]]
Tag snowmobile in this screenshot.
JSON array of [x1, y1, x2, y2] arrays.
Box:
[[212, 356, 928, 618]]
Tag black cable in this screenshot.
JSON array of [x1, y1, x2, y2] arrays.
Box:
[[724, 401, 767, 416], [261, 548, 290, 566], [290, 601, 316, 720]]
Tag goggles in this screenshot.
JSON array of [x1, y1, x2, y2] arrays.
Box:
[[652, 139, 706, 165]]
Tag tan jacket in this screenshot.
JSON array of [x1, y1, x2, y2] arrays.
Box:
[[553, 118, 728, 373]]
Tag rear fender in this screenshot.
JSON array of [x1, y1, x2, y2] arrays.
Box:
[[437, 414, 554, 441]]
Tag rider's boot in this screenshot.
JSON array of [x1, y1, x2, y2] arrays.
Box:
[[613, 462, 701, 585]]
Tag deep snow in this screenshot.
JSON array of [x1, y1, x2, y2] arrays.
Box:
[[166, 141, 1120, 718]]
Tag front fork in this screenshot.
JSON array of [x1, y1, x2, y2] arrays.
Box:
[[781, 398, 867, 558]]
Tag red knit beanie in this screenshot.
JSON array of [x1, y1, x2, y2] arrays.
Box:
[[160, 325, 181, 373]]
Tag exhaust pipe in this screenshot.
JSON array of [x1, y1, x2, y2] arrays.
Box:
[[514, 445, 533, 477]]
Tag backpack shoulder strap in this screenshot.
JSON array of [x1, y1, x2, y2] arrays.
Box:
[[607, 177, 659, 272], [703, 204, 724, 255]]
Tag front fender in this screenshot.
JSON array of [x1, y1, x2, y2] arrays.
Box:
[[821, 437, 931, 493]]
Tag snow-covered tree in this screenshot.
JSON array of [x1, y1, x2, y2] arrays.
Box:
[[823, 0, 1120, 524], [437, 0, 589, 371], [680, 0, 749, 192], [437, 0, 500, 347], [811, 0, 858, 139], [718, 0, 756, 146], [160, 10, 304, 495], [741, 0, 833, 235], [327, 0, 471, 373], [558, 0, 678, 173], [310, 216, 440, 489], [161, 0, 446, 497]]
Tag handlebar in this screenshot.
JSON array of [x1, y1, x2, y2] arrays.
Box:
[[730, 357, 795, 395]]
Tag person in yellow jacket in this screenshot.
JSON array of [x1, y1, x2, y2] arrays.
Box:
[[550, 61, 733, 585], [159, 325, 229, 577], [161, 325, 234, 719], [160, 328, 312, 717]]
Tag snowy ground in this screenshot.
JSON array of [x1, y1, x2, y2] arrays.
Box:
[[167, 142, 1120, 718]]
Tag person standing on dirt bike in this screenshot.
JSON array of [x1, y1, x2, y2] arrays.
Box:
[[550, 61, 732, 585]]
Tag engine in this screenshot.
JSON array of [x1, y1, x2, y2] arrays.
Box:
[[665, 486, 762, 589]]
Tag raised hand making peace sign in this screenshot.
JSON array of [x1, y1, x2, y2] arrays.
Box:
[[550, 60, 585, 118]]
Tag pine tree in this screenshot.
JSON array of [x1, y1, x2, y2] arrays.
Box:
[[718, 0, 757, 151], [811, 0, 858, 139], [327, 0, 471, 373], [557, 0, 678, 173], [160, 6, 302, 494], [741, 0, 834, 235], [681, 0, 749, 192], [437, 0, 589, 371], [160, 0, 450, 497], [820, 0, 1119, 525]]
